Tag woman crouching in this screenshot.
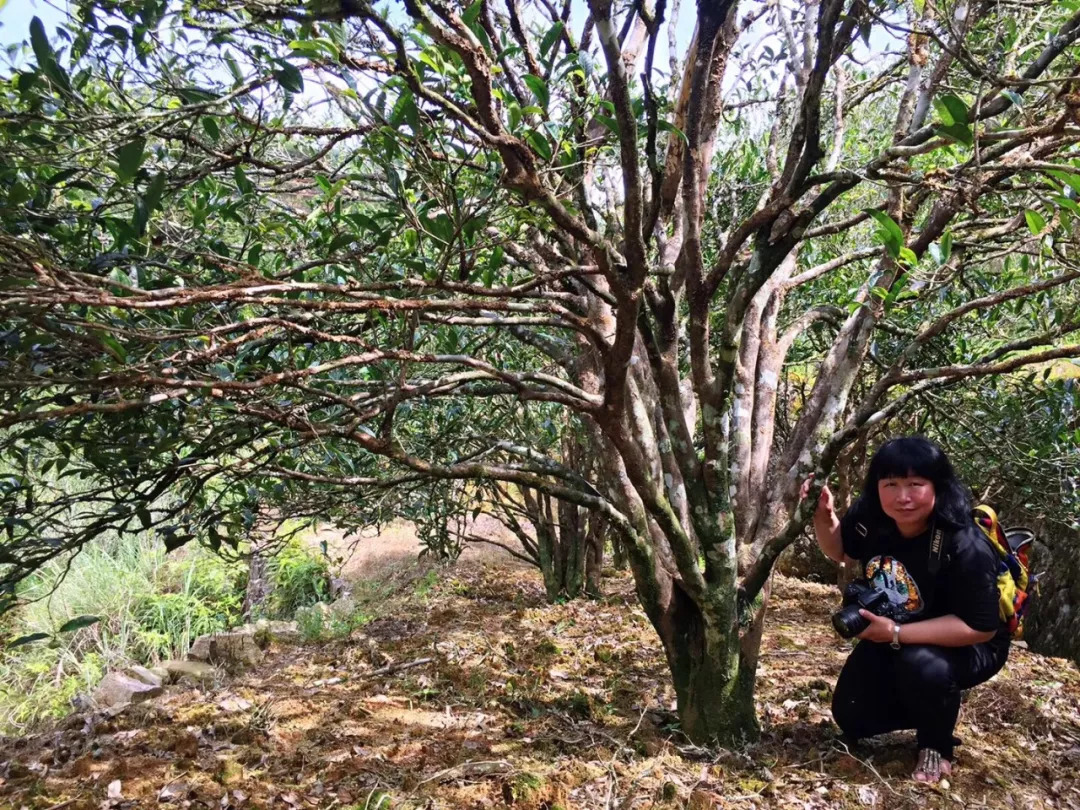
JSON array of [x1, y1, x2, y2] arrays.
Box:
[[804, 436, 1009, 783]]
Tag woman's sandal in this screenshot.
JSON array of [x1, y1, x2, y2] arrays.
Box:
[[913, 748, 953, 783]]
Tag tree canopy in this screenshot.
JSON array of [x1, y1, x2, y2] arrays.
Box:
[[2, 0, 1080, 742]]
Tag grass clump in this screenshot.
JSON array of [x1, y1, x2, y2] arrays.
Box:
[[268, 538, 332, 618], [295, 600, 373, 642], [0, 533, 246, 733]]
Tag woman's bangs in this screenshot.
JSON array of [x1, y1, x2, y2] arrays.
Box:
[[871, 438, 941, 481]]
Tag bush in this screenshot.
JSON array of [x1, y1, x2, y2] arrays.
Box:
[[269, 539, 332, 619], [0, 533, 247, 733]]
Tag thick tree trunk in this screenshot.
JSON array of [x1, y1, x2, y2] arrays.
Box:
[[653, 584, 760, 745], [525, 488, 592, 602], [559, 498, 586, 599], [584, 516, 605, 597], [611, 536, 628, 571], [243, 544, 272, 620], [534, 508, 562, 602]]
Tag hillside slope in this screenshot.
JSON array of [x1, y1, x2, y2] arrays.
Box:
[[1, 563, 1078, 810]]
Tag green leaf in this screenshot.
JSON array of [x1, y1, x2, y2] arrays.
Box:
[[234, 165, 254, 195], [115, 138, 146, 184], [175, 86, 218, 105], [865, 209, 904, 258], [934, 122, 973, 146], [137, 506, 152, 529], [524, 129, 552, 161], [657, 119, 688, 145], [160, 527, 191, 553], [30, 17, 71, 95], [932, 97, 952, 126], [462, 0, 483, 25], [938, 94, 969, 126], [45, 167, 81, 186], [595, 114, 619, 135], [289, 38, 339, 60], [417, 50, 443, 74], [1003, 89, 1024, 109], [8, 632, 50, 648], [274, 61, 304, 94], [1052, 194, 1080, 216], [143, 172, 166, 214], [201, 116, 220, 141], [101, 334, 127, 361], [1048, 169, 1080, 196], [225, 52, 244, 84], [327, 233, 355, 253], [540, 21, 564, 58], [390, 88, 418, 128], [133, 196, 149, 236], [484, 245, 503, 287], [898, 246, 918, 266], [58, 615, 100, 634], [940, 231, 953, 263], [523, 74, 549, 109], [7, 181, 30, 207], [1025, 209, 1047, 235]]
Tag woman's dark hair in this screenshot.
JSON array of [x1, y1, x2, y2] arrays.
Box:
[[853, 436, 972, 530]]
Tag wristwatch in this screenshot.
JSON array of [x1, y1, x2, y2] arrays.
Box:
[[890, 623, 902, 650]]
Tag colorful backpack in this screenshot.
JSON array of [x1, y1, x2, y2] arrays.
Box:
[[971, 505, 1035, 639], [928, 505, 1036, 639]]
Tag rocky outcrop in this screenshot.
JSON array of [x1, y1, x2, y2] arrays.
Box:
[[81, 616, 301, 718], [1022, 523, 1080, 665], [242, 619, 302, 646], [187, 631, 262, 669], [125, 665, 165, 688], [91, 672, 163, 710], [160, 659, 217, 685]]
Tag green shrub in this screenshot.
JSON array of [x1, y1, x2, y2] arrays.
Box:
[[125, 548, 247, 660], [295, 601, 372, 642], [296, 604, 326, 641], [413, 569, 438, 599], [269, 539, 332, 618], [0, 532, 247, 733]]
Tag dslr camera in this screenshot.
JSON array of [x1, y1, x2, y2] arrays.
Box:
[[832, 576, 911, 639]]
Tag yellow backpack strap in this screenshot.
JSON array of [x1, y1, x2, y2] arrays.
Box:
[[973, 505, 1009, 558]]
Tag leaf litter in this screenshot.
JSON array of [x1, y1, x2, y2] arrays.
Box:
[[0, 562, 1077, 809]]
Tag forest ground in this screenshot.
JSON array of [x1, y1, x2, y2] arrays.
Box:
[[1, 534, 1078, 810]]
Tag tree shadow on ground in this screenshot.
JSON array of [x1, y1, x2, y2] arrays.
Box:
[[1, 562, 1078, 809]]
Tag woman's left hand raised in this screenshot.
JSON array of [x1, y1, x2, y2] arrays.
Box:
[[856, 610, 896, 643]]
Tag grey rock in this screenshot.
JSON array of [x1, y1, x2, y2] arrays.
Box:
[[185, 631, 263, 668], [124, 665, 163, 688], [161, 659, 217, 685], [210, 631, 263, 667], [92, 672, 163, 710], [149, 666, 171, 684], [265, 620, 301, 645], [187, 634, 213, 662]]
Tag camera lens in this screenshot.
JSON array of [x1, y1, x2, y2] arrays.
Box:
[[832, 604, 870, 638]]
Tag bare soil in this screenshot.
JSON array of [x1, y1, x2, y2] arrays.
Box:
[[309, 515, 530, 581], [1, 552, 1078, 810]]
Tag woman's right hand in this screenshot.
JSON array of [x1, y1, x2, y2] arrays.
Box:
[[800, 474, 835, 519]]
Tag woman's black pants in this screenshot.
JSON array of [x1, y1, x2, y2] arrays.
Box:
[[831, 639, 1008, 760]]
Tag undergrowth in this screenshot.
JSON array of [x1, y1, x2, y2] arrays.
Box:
[[0, 533, 246, 734], [0, 528, 341, 734], [268, 538, 332, 619]]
